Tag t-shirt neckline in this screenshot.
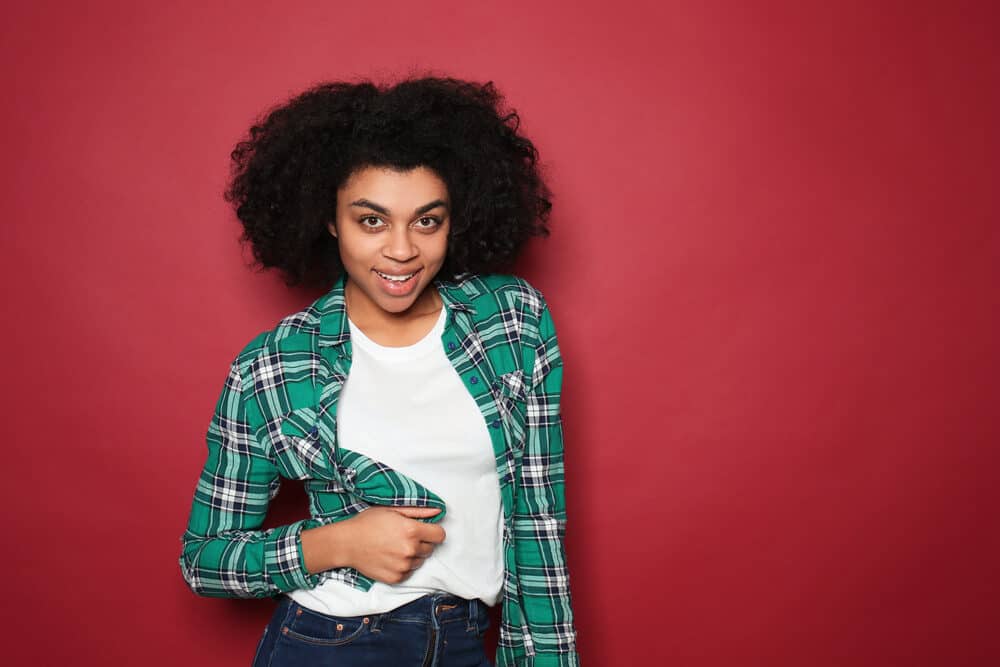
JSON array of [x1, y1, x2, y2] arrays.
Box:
[[347, 305, 447, 361]]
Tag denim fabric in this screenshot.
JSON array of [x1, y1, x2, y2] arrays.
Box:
[[252, 593, 493, 667]]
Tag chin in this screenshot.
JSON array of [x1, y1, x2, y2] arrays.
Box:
[[380, 297, 419, 313], [371, 285, 425, 312]]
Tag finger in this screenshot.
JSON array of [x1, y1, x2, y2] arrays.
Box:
[[416, 523, 446, 544], [414, 542, 435, 558], [390, 506, 442, 519]]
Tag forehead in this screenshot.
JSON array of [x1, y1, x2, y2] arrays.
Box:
[[338, 165, 448, 201]]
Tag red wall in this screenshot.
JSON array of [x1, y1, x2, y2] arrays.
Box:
[[2, 1, 997, 665]]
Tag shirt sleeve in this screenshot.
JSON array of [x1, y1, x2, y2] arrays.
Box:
[[179, 357, 322, 598], [514, 301, 580, 665]]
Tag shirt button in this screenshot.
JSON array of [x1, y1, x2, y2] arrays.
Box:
[[491, 420, 501, 429], [447, 341, 457, 351], [470, 376, 479, 385]]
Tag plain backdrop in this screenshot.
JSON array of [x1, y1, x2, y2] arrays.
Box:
[[2, 1, 997, 665]]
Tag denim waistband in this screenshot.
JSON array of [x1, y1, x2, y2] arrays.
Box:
[[384, 593, 484, 624], [280, 593, 487, 633]]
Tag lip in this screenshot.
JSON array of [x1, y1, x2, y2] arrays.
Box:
[[371, 267, 423, 296], [373, 268, 421, 278]]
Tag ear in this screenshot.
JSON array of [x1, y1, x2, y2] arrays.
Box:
[[327, 220, 338, 238]]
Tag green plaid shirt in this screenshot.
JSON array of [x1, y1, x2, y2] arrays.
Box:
[[180, 273, 579, 666]]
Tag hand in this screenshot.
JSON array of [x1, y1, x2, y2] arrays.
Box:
[[301, 506, 446, 583], [344, 506, 446, 584]]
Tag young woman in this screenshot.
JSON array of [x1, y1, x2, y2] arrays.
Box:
[[179, 77, 578, 666]]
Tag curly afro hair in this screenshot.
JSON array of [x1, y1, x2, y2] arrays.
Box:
[[224, 76, 553, 288]]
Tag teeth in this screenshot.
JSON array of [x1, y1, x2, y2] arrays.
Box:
[[376, 270, 416, 282]]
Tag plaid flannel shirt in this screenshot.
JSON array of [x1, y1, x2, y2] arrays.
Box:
[[179, 272, 579, 666]]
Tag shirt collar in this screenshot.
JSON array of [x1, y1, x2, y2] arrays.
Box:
[[317, 272, 479, 348]]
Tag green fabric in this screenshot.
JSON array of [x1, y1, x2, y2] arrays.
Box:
[[180, 273, 579, 665]]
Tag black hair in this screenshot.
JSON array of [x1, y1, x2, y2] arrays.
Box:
[[224, 76, 552, 288]]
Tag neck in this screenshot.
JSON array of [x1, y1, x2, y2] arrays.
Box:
[[344, 278, 442, 331]]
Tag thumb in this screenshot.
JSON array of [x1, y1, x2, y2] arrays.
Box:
[[389, 506, 442, 519]]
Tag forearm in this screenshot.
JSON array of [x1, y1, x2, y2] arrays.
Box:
[[180, 517, 322, 598], [513, 424, 578, 658], [513, 505, 577, 656], [300, 519, 357, 574]]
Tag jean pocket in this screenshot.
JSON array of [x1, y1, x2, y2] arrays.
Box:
[[282, 602, 372, 647]]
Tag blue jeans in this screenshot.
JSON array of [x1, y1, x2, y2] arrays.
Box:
[[251, 593, 493, 667]]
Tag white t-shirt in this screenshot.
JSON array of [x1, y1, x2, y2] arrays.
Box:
[[289, 305, 504, 616]]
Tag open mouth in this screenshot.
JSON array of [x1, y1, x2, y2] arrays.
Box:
[[373, 268, 420, 283]]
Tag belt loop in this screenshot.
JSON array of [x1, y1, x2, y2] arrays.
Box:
[[278, 597, 298, 633], [467, 598, 477, 632], [370, 610, 385, 633]]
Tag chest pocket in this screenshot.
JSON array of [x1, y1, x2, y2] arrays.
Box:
[[491, 369, 528, 449], [272, 407, 340, 482]]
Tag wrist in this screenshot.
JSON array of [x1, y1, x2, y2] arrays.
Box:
[[301, 519, 356, 574]]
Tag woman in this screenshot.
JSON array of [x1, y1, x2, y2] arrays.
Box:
[[179, 76, 578, 666]]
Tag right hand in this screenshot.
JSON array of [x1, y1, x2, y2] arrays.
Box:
[[302, 506, 446, 584], [346, 506, 446, 584]]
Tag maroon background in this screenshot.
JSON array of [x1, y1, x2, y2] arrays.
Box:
[[2, 1, 998, 665]]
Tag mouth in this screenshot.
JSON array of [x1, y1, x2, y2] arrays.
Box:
[[372, 267, 423, 296], [373, 268, 420, 283]]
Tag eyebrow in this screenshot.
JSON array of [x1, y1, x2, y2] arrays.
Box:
[[349, 198, 449, 216]]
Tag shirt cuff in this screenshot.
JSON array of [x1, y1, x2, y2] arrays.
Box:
[[525, 652, 581, 667], [265, 518, 323, 592]]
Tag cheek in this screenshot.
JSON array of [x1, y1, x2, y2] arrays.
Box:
[[337, 235, 374, 264], [428, 234, 449, 261]]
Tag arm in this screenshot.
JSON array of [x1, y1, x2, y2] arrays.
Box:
[[513, 302, 580, 665], [179, 358, 322, 598]]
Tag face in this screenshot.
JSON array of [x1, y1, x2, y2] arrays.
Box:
[[330, 165, 450, 318]]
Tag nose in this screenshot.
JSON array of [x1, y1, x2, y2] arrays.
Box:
[[382, 225, 418, 263]]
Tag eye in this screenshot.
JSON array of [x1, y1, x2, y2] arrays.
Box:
[[359, 215, 386, 230], [412, 216, 442, 230]]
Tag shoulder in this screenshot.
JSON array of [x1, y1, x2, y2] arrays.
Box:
[[229, 293, 329, 369], [444, 273, 558, 354], [447, 272, 549, 318]]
